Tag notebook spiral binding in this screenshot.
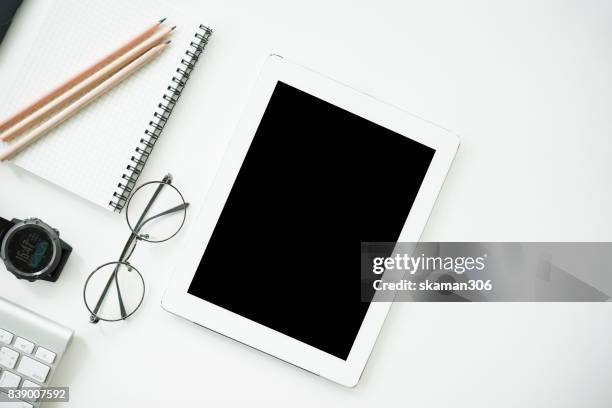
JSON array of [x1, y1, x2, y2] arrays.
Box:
[[109, 24, 213, 211]]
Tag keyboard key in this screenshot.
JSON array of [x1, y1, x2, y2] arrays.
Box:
[[0, 329, 13, 345], [0, 347, 19, 369], [0, 371, 21, 388], [0, 392, 33, 408], [34, 347, 56, 364], [13, 338, 34, 354], [21, 380, 40, 389], [16, 357, 50, 383]]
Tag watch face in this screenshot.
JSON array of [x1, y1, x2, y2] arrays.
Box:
[[6, 225, 55, 274]]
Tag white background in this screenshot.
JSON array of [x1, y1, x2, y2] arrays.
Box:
[[1, 0, 611, 407]]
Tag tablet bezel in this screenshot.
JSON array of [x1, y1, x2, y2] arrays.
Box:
[[162, 55, 459, 387]]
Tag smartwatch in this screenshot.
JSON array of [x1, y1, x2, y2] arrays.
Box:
[[0, 217, 72, 282]]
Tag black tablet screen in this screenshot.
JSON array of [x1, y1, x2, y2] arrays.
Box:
[[188, 81, 435, 360]]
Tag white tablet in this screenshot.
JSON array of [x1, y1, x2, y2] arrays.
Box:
[[162, 55, 459, 387]]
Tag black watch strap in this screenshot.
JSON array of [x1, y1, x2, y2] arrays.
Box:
[[0, 217, 15, 244]]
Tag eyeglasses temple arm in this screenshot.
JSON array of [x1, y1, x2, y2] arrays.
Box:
[[114, 270, 128, 318], [137, 203, 189, 230], [131, 179, 169, 232]]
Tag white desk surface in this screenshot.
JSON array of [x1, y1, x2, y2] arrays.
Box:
[[1, 1, 611, 407]]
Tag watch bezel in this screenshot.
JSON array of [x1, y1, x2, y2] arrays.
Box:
[[0, 219, 62, 280]]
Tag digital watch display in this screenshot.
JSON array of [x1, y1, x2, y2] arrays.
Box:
[[0, 218, 72, 282]]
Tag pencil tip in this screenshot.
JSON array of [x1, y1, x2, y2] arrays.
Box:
[[171, 25, 177, 31], [159, 17, 167, 23], [165, 40, 172, 45]]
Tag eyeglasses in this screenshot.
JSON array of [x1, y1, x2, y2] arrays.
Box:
[[83, 174, 188, 323]]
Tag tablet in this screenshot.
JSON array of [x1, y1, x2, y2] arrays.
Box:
[[162, 55, 459, 387]]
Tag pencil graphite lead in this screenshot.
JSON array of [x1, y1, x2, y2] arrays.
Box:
[[159, 17, 167, 24]]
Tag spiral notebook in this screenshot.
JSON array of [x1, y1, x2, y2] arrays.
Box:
[[0, 0, 212, 212]]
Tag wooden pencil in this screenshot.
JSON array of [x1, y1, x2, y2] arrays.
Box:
[[0, 42, 171, 162], [0, 23, 175, 143], [0, 18, 167, 136]]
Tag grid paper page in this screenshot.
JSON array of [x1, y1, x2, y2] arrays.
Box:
[[0, 0, 206, 210]]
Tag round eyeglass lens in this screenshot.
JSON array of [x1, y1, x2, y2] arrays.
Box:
[[84, 262, 145, 322], [125, 181, 187, 243]]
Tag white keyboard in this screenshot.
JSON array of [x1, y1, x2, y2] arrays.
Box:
[[0, 297, 73, 407]]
